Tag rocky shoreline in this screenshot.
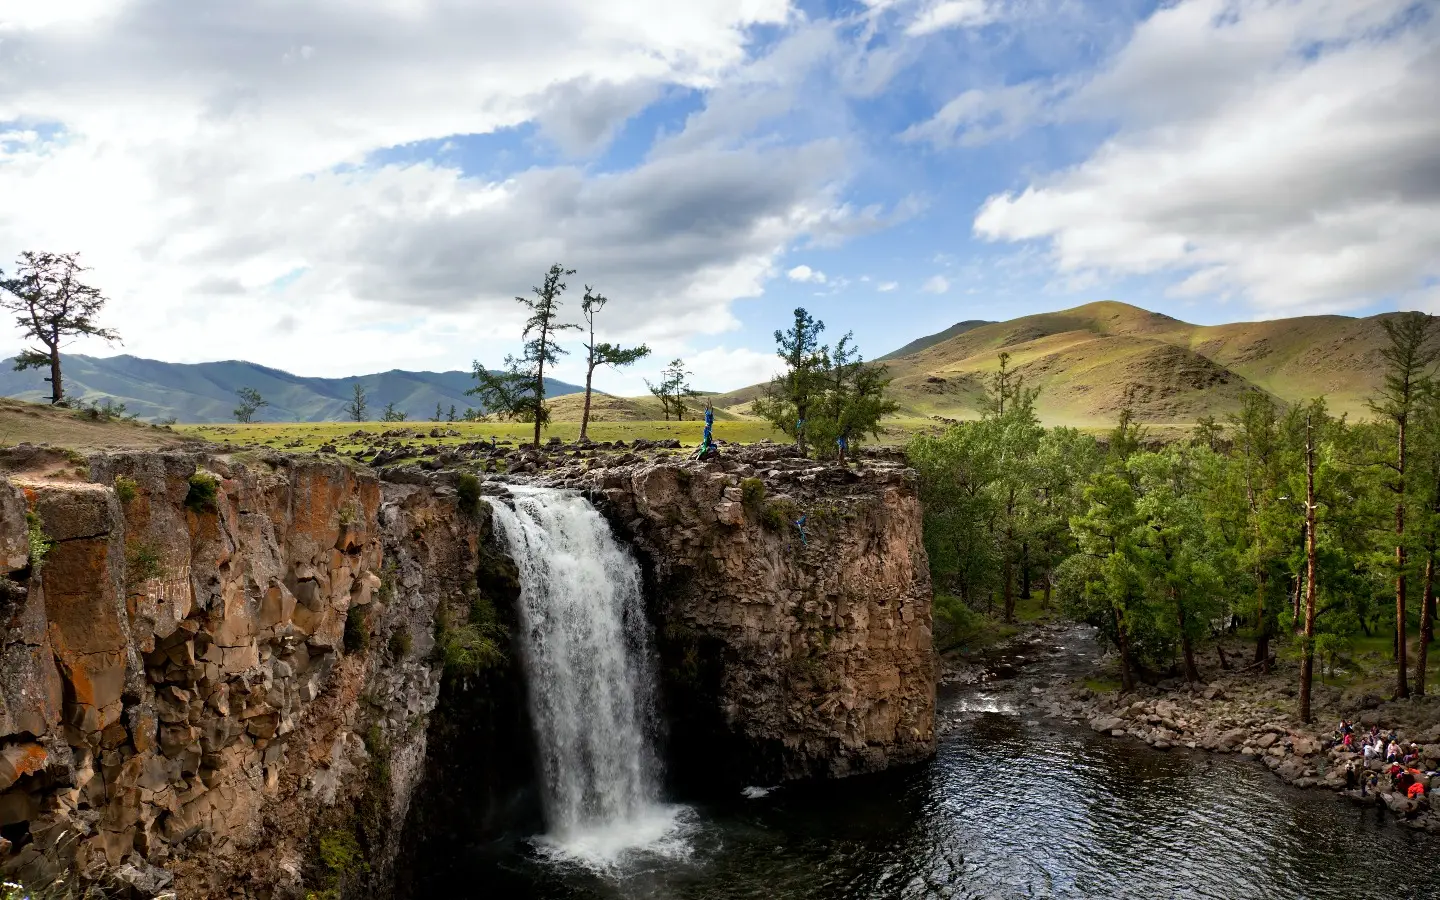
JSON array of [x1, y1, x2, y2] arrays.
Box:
[[943, 620, 1440, 835]]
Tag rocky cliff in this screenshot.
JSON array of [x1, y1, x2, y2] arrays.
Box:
[[548, 444, 936, 784], [0, 441, 934, 897], [0, 448, 484, 899]]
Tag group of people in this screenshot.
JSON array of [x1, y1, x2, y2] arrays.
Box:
[[1336, 720, 1431, 802]]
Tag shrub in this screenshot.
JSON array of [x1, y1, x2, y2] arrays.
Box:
[[338, 499, 362, 528], [388, 628, 412, 659], [741, 477, 766, 508], [455, 472, 482, 515], [760, 497, 801, 532], [932, 593, 987, 649], [113, 475, 138, 504], [125, 540, 166, 591], [344, 605, 370, 654], [377, 560, 397, 605], [185, 471, 220, 512], [308, 828, 368, 900], [25, 511, 51, 573], [436, 593, 505, 678]]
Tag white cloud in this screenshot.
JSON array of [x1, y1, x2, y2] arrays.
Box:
[[877, 281, 898, 292], [921, 275, 950, 293], [787, 264, 827, 283], [0, 0, 879, 377], [686, 346, 781, 391], [906, 0, 996, 36], [900, 81, 1057, 148], [972, 0, 1440, 315]]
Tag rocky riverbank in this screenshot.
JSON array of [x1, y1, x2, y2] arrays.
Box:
[[956, 622, 1440, 834]]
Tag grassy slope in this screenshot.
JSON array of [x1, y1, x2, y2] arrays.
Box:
[[0, 398, 199, 452], [713, 301, 1390, 428]]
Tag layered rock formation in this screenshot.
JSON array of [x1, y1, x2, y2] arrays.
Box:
[[553, 445, 936, 783], [1, 442, 935, 897], [0, 450, 484, 898]]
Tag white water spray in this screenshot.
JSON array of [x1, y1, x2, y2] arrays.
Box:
[[489, 486, 688, 868]]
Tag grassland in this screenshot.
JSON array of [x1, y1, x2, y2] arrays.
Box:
[[710, 300, 1391, 429], [0, 398, 197, 452]]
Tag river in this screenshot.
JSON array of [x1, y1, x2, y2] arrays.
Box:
[[419, 610, 1440, 899]]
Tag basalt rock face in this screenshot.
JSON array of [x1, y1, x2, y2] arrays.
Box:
[[0, 451, 483, 899], [1, 443, 936, 896], [554, 447, 937, 785]]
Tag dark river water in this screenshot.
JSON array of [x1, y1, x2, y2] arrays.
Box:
[[429, 627, 1440, 900]]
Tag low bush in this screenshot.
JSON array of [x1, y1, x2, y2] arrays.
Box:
[[113, 475, 139, 504], [185, 471, 220, 513]]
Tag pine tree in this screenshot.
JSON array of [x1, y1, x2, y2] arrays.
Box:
[[0, 251, 121, 405]]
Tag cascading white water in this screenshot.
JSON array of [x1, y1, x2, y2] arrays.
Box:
[[489, 486, 688, 868]]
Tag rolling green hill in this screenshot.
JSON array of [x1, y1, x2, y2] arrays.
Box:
[[711, 301, 1394, 427], [0, 355, 584, 424]]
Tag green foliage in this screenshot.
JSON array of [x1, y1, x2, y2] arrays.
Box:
[[24, 510, 50, 572], [436, 592, 506, 678], [741, 477, 766, 508], [388, 628, 412, 659], [761, 497, 801, 532], [468, 263, 581, 444], [338, 499, 362, 527], [645, 358, 697, 421], [753, 308, 897, 457], [73, 396, 137, 422], [455, 472, 482, 514], [344, 382, 368, 421], [307, 828, 369, 900], [0, 250, 121, 404], [380, 401, 407, 422], [377, 560, 398, 605], [932, 593, 988, 649], [125, 539, 166, 591], [185, 471, 220, 512], [233, 386, 267, 423], [344, 604, 371, 654], [113, 474, 138, 504]]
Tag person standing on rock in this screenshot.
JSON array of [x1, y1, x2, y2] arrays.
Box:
[[1344, 763, 1358, 791]]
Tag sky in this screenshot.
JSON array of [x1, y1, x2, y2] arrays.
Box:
[[0, 0, 1436, 396]]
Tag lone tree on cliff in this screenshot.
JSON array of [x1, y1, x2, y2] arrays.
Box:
[[233, 386, 268, 423], [753, 308, 828, 453], [578, 286, 650, 441], [0, 251, 121, 405], [468, 263, 580, 446], [754, 307, 894, 459]]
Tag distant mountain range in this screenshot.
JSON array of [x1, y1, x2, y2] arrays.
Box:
[[0, 355, 584, 424], [0, 301, 1397, 427], [712, 301, 1395, 426]]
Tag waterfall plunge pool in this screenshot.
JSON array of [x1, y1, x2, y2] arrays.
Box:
[[416, 491, 1440, 899]]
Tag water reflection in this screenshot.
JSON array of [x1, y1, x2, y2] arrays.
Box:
[[421, 630, 1440, 900]]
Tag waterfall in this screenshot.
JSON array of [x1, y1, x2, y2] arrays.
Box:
[[490, 486, 686, 868]]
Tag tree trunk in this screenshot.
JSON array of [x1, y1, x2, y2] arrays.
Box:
[[1003, 556, 1015, 624], [1020, 542, 1031, 600], [580, 361, 596, 442], [1292, 523, 1306, 633], [534, 327, 547, 449], [1042, 573, 1052, 610], [1396, 415, 1410, 699], [1176, 595, 1200, 684], [1415, 554, 1434, 697], [1114, 607, 1135, 693], [1299, 414, 1319, 723], [47, 345, 62, 405], [1217, 643, 1230, 671]]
